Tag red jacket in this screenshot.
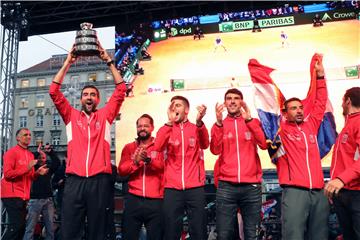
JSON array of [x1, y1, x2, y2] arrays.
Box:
[[1, 145, 36, 200], [210, 117, 267, 184], [330, 112, 360, 190], [277, 80, 327, 189], [49, 82, 126, 177], [118, 138, 164, 198], [154, 121, 209, 190]]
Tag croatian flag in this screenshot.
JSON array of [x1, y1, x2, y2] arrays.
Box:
[[248, 53, 337, 163]]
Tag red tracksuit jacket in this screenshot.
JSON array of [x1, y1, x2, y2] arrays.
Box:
[[154, 121, 209, 190], [1, 145, 36, 200], [118, 138, 164, 198], [210, 117, 267, 184], [49, 82, 126, 177], [330, 112, 360, 190], [277, 80, 327, 189]]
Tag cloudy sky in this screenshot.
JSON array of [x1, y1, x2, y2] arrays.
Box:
[[17, 26, 115, 72]]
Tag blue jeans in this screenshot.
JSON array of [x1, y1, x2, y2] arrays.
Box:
[[216, 181, 262, 240], [23, 198, 55, 240]]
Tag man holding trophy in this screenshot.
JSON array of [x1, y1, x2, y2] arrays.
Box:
[[49, 23, 126, 240]]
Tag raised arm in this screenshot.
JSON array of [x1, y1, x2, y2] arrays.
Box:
[[49, 48, 77, 124], [98, 43, 127, 123], [196, 104, 209, 149], [310, 56, 328, 125], [210, 102, 224, 155]]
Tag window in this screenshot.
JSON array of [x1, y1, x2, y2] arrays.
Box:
[[36, 115, 44, 127], [70, 75, 79, 82], [88, 73, 97, 82], [53, 113, 61, 126], [52, 136, 61, 145], [21, 79, 29, 88], [20, 96, 28, 108], [37, 78, 46, 87], [105, 71, 113, 81], [36, 95, 45, 107], [19, 116, 27, 128]]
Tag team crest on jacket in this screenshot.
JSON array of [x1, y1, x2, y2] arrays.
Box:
[[227, 132, 233, 139], [341, 133, 348, 143], [150, 151, 157, 158], [77, 120, 83, 128], [309, 134, 316, 143], [18, 159, 26, 165], [95, 121, 100, 130], [189, 137, 196, 147], [245, 131, 252, 140]]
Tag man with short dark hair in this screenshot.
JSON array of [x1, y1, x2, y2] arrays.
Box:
[[325, 87, 360, 240], [1, 128, 48, 240], [49, 42, 126, 240], [118, 114, 164, 240], [210, 88, 267, 240], [23, 143, 60, 240], [154, 95, 209, 240], [277, 57, 329, 239]]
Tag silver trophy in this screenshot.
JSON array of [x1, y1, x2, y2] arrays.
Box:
[[74, 22, 99, 56]]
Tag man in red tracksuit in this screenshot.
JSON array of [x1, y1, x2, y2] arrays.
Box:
[[1, 128, 48, 240], [325, 87, 360, 240], [210, 88, 268, 240], [154, 95, 209, 240], [118, 114, 164, 240], [277, 57, 329, 239], [49, 43, 126, 240]]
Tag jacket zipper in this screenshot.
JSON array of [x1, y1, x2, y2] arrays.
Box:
[[143, 161, 146, 197], [24, 151, 28, 199], [234, 120, 241, 183], [86, 115, 94, 178], [181, 123, 185, 190], [299, 129, 312, 189]]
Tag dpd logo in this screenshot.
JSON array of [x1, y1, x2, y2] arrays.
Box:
[[179, 27, 192, 35]]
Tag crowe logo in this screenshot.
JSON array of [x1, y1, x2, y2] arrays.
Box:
[[321, 13, 332, 21], [322, 11, 356, 21]]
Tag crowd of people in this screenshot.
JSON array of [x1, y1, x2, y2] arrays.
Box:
[[115, 25, 151, 83], [1, 37, 360, 240]]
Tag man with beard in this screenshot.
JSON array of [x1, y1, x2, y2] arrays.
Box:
[[118, 114, 164, 240], [154, 96, 209, 240], [1, 128, 48, 240], [276, 57, 329, 240], [324, 87, 360, 240], [210, 88, 267, 240], [49, 42, 126, 240]]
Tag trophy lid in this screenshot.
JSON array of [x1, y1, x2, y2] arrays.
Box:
[[80, 22, 93, 30]]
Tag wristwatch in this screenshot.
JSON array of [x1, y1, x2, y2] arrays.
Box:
[[106, 60, 114, 66]]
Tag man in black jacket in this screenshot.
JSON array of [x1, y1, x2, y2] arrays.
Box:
[[23, 143, 60, 240]]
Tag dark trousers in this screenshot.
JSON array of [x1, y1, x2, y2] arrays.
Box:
[[333, 189, 360, 240], [281, 187, 329, 240], [216, 181, 262, 240], [122, 193, 163, 240], [163, 187, 206, 240], [1, 198, 27, 240], [61, 174, 115, 240]]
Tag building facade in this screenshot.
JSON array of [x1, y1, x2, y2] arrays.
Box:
[[14, 51, 118, 160]]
